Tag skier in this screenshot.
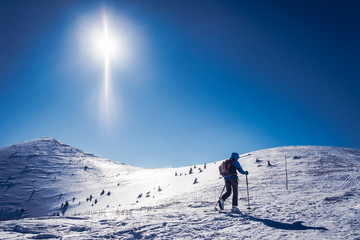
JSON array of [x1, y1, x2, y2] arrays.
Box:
[[218, 152, 248, 212]]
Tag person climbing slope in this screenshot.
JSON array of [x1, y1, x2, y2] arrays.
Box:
[[218, 152, 248, 212]]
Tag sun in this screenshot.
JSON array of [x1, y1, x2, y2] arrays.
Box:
[[94, 17, 117, 58], [91, 13, 119, 128], [97, 35, 116, 56], [78, 9, 133, 128]]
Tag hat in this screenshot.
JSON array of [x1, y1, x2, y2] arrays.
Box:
[[230, 152, 239, 160]]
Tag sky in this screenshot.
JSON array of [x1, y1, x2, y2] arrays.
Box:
[[0, 0, 359, 168]]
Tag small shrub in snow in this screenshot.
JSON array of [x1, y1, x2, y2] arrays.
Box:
[[62, 201, 69, 208]]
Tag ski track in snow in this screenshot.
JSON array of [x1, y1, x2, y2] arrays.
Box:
[[0, 138, 360, 239]]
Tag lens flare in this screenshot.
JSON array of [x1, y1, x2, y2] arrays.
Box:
[[98, 13, 116, 130], [76, 9, 134, 130]]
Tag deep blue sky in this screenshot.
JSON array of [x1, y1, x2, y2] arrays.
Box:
[[1, 0, 359, 168]]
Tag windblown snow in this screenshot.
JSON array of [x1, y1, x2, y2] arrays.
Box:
[[0, 137, 359, 239]]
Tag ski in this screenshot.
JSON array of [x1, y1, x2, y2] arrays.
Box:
[[208, 205, 254, 212]]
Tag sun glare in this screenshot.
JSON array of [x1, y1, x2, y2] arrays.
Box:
[[94, 12, 120, 129], [95, 16, 117, 58], [78, 9, 134, 130], [97, 35, 116, 56]]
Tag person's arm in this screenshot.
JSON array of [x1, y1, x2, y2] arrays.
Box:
[[233, 160, 248, 175]]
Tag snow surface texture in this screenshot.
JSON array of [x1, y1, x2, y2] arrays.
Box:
[[0, 137, 359, 239]]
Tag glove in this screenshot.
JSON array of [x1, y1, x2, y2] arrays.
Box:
[[245, 171, 249, 175]]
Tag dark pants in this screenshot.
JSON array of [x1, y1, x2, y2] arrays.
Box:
[[221, 177, 238, 206]]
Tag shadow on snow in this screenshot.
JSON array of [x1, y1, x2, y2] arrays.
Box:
[[226, 212, 328, 231]]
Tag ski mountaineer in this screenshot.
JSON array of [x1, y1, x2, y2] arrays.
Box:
[[218, 152, 249, 212]]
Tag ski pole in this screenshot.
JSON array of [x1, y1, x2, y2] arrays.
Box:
[[246, 174, 251, 210], [215, 185, 226, 210]]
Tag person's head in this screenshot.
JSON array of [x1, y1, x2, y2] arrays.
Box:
[[230, 152, 239, 160]]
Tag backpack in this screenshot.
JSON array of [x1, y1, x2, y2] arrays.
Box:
[[219, 158, 236, 177]]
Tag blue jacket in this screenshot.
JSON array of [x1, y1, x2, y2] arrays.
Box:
[[224, 158, 247, 180]]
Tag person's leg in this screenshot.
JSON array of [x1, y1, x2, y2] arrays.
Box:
[[221, 179, 232, 201], [231, 177, 239, 206]]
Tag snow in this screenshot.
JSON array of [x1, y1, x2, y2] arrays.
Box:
[[0, 138, 360, 239]]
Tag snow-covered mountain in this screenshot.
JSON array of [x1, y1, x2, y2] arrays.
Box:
[[0, 137, 141, 220], [0, 138, 359, 239]]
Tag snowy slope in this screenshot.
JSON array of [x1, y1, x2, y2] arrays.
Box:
[[0, 138, 360, 239], [0, 137, 141, 220]]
